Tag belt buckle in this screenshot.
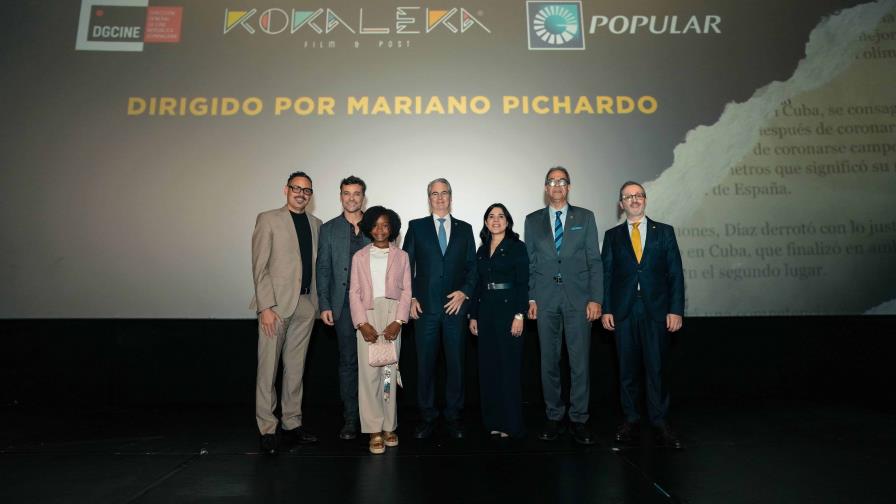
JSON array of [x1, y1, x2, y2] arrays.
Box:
[[487, 282, 495, 290]]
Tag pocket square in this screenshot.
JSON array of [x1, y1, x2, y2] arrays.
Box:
[[570, 225, 584, 231]]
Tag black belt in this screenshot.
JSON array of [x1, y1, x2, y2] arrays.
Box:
[[486, 282, 513, 290], [300, 287, 311, 295]]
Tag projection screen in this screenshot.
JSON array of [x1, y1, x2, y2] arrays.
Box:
[[2, 0, 895, 317]]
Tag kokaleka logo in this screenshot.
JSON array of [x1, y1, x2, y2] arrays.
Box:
[[526, 1, 584, 50]]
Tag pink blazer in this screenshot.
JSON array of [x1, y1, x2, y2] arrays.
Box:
[[348, 243, 412, 327]]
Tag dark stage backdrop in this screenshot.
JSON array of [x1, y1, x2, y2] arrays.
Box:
[[2, 1, 896, 318], [2, 318, 895, 410]]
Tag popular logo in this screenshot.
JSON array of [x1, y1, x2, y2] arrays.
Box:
[[75, 0, 183, 52], [526, 1, 584, 50]]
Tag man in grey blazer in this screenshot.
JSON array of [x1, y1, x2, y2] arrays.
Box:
[[250, 171, 322, 455], [525, 166, 603, 445], [316, 175, 370, 440]]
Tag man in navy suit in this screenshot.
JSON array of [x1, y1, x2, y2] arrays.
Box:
[[525, 166, 603, 445], [403, 178, 477, 439], [601, 181, 685, 449]]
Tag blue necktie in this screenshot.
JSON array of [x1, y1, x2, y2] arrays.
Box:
[[554, 210, 563, 253], [438, 218, 448, 255]]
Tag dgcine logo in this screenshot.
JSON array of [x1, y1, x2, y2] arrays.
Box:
[[76, 0, 147, 52], [527, 1, 584, 50]]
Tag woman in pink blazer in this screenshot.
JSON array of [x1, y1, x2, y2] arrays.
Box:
[[348, 206, 412, 454]]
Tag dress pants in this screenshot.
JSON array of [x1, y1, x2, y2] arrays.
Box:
[[536, 289, 592, 423], [614, 296, 670, 426], [334, 292, 360, 426], [415, 310, 466, 422], [478, 304, 525, 437], [357, 297, 401, 434], [255, 294, 315, 435]]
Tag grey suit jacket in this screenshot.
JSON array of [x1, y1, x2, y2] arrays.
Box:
[[524, 205, 603, 309], [316, 214, 370, 320], [250, 205, 321, 318]]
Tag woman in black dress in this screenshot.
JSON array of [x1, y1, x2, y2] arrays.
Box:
[[469, 203, 530, 438]]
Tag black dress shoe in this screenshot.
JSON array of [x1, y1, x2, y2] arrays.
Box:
[[570, 422, 596, 446], [414, 420, 435, 439], [614, 421, 641, 445], [445, 419, 465, 439], [539, 420, 563, 441], [338, 421, 359, 441], [654, 423, 684, 450], [281, 426, 318, 446], [259, 434, 278, 456]]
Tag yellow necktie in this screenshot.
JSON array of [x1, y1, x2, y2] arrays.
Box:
[[631, 222, 642, 263]]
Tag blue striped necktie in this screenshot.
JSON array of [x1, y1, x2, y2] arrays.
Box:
[[438, 218, 448, 255], [553, 210, 563, 253]]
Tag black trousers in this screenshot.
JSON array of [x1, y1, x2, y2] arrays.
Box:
[[614, 297, 670, 426]]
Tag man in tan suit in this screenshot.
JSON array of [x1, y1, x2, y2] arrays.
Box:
[[251, 171, 322, 455]]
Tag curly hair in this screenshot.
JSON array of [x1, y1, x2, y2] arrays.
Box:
[[359, 205, 402, 242]]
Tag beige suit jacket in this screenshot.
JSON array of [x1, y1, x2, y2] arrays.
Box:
[[250, 205, 321, 318]]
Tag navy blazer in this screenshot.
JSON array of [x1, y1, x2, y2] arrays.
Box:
[[601, 217, 685, 322], [402, 215, 477, 316]]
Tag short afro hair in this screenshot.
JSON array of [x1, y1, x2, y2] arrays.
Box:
[[359, 205, 401, 242]]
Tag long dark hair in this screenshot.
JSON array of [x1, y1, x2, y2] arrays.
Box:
[[479, 203, 519, 245]]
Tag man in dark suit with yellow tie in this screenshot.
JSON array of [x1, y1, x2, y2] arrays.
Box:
[[601, 181, 685, 449]]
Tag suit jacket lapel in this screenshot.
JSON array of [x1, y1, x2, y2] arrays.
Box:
[[309, 212, 319, 265], [425, 214, 440, 252], [641, 217, 657, 262], [385, 243, 398, 277], [561, 207, 578, 258], [279, 206, 300, 256], [543, 207, 558, 257]]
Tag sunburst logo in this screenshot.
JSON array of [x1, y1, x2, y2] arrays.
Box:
[[526, 1, 584, 50]]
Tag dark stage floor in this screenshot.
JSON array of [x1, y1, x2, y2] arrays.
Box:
[[1, 400, 893, 503]]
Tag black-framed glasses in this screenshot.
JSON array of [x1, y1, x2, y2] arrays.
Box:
[[621, 193, 646, 202], [545, 178, 569, 187], [288, 184, 314, 196]]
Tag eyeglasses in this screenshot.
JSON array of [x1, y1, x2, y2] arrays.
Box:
[[545, 178, 569, 187], [288, 184, 314, 196], [429, 191, 451, 199], [621, 193, 646, 202]]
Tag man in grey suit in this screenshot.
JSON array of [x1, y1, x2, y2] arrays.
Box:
[[250, 171, 321, 455], [525, 166, 603, 445], [316, 175, 370, 440]]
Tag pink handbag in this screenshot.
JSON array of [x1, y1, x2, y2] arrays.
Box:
[[368, 337, 398, 367]]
